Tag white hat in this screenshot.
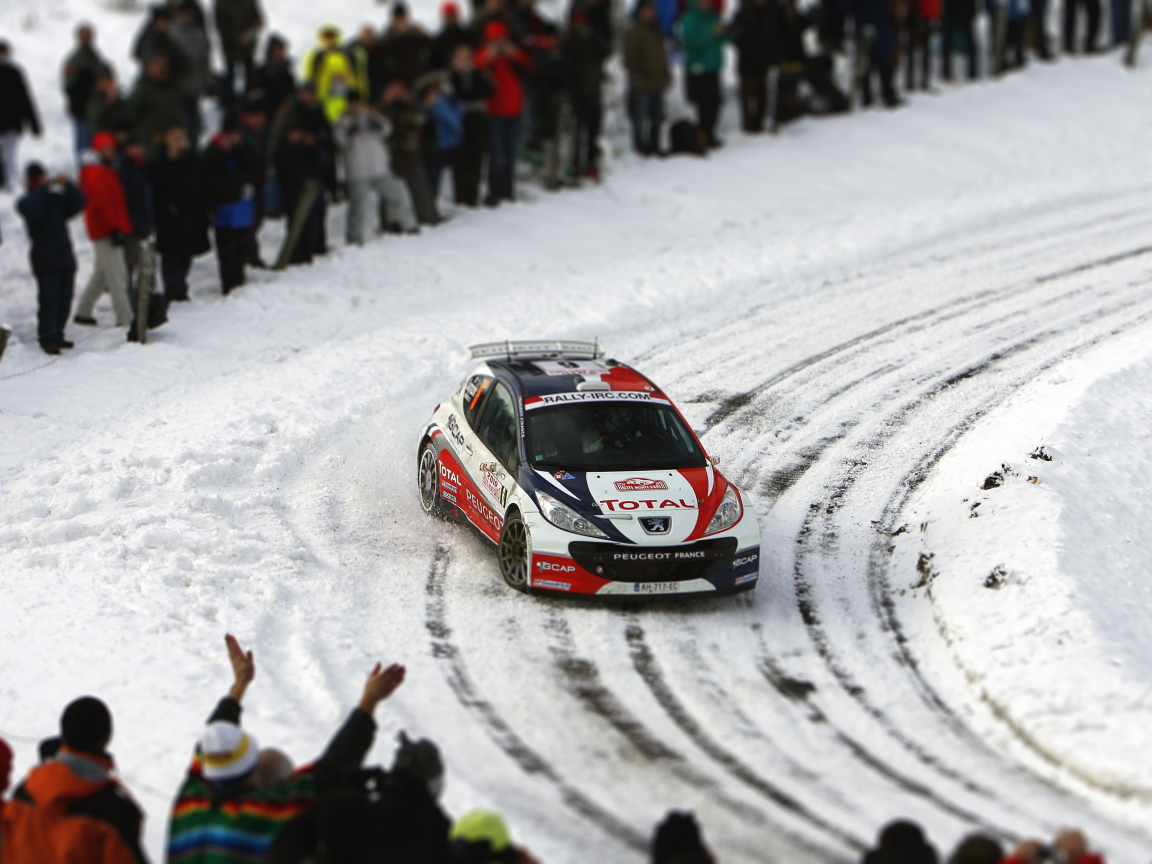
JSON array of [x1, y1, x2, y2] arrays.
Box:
[[200, 722, 259, 783]]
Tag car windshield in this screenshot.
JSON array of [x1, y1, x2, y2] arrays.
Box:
[[526, 402, 707, 471]]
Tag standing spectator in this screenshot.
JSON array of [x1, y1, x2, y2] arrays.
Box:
[[202, 117, 260, 292], [774, 0, 812, 123], [215, 0, 265, 109], [903, 0, 939, 90], [565, 7, 611, 180], [16, 164, 86, 355], [418, 72, 464, 197], [116, 136, 154, 296], [624, 0, 671, 156], [1111, 0, 1132, 44], [75, 132, 134, 328], [165, 634, 406, 864], [998, 0, 1029, 69], [0, 42, 42, 195], [847, 0, 901, 107], [334, 89, 417, 244], [238, 94, 271, 268], [251, 35, 298, 122], [450, 811, 543, 864], [87, 73, 134, 142], [861, 820, 938, 864], [652, 810, 715, 864], [1002, 830, 1105, 864], [815, 0, 847, 52], [432, 2, 476, 69], [947, 833, 1003, 864], [1064, 0, 1101, 51], [1031, 0, 1053, 58], [132, 9, 191, 80], [303, 25, 368, 124], [0, 697, 148, 864], [382, 3, 434, 86], [730, 0, 779, 133], [679, 0, 728, 148], [350, 26, 389, 104], [170, 0, 213, 147], [447, 43, 493, 206], [129, 55, 184, 158], [381, 80, 439, 224], [62, 24, 112, 166], [274, 83, 332, 263], [475, 20, 532, 205], [940, 0, 978, 80], [150, 125, 210, 301]]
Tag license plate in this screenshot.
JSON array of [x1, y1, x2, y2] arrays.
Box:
[[633, 581, 681, 594]]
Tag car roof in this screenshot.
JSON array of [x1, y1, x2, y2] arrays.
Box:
[[486, 358, 664, 399]]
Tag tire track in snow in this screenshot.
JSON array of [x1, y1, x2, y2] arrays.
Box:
[[423, 544, 648, 853]]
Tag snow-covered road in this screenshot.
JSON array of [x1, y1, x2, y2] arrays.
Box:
[[3, 5, 1152, 858]]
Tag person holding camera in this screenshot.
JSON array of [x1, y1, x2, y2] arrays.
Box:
[[74, 132, 134, 328], [1003, 830, 1106, 864], [16, 164, 87, 355]]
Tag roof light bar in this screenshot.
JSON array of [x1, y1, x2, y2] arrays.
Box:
[[468, 339, 605, 361]]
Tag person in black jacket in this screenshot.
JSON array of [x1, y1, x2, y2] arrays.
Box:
[[564, 7, 610, 180], [62, 24, 112, 166], [273, 83, 333, 263], [940, 0, 977, 81], [730, 0, 779, 132], [432, 2, 476, 69], [0, 42, 42, 194], [132, 9, 191, 80], [448, 44, 493, 206], [150, 126, 210, 301], [16, 164, 86, 354], [117, 136, 154, 296], [202, 118, 261, 292]]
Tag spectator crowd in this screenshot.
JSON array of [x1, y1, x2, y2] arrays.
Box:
[[0, 635, 1124, 864], [0, 0, 1145, 354]]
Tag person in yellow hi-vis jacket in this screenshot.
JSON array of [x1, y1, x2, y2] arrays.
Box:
[[301, 25, 369, 124]]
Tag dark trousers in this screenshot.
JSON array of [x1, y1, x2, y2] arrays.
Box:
[[570, 93, 603, 175], [35, 268, 75, 346], [161, 251, 193, 301], [686, 72, 722, 145], [223, 55, 254, 112], [213, 226, 248, 293], [451, 142, 484, 206], [1112, 0, 1133, 43], [903, 16, 934, 90], [1064, 0, 1102, 50], [739, 73, 768, 132], [397, 163, 438, 225], [861, 54, 899, 106], [1031, 0, 1053, 57], [487, 115, 521, 204], [1003, 17, 1027, 68], [283, 176, 325, 264], [941, 17, 978, 79], [629, 88, 664, 154]]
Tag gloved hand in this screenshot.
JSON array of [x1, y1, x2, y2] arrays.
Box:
[[110, 229, 126, 247]]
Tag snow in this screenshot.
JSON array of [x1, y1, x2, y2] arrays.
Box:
[[4, 0, 1152, 860]]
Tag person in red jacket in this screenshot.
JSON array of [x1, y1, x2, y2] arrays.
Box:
[[74, 131, 134, 328], [1002, 830, 1105, 864], [903, 0, 939, 92], [473, 20, 531, 206]]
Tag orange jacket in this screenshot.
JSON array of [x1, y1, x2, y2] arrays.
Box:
[[0, 749, 147, 864]]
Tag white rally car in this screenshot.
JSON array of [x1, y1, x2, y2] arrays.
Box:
[[416, 341, 761, 596]]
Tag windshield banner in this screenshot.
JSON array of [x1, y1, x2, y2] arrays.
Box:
[[524, 391, 673, 410]]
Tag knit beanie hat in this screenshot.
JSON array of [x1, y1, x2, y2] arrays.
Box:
[[60, 697, 113, 754], [393, 731, 445, 799], [200, 722, 259, 784]]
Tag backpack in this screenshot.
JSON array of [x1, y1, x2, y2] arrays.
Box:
[[669, 119, 707, 156]]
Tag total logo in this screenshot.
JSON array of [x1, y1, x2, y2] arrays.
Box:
[[615, 477, 668, 492], [537, 561, 576, 573], [438, 462, 461, 486], [600, 499, 697, 511]]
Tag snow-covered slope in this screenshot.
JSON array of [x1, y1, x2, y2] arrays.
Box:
[[3, 0, 1152, 860]]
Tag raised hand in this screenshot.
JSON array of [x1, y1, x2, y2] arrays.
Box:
[[225, 634, 255, 702], [358, 662, 406, 714]]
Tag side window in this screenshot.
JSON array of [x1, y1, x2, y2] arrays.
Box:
[[462, 375, 492, 431], [476, 382, 519, 471]]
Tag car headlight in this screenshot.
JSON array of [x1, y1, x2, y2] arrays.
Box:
[[536, 491, 609, 539], [705, 484, 743, 535]]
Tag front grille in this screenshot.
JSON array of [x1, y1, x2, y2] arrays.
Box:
[[568, 538, 738, 583]]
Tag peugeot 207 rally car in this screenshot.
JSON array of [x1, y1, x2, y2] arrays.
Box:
[[416, 341, 761, 596]]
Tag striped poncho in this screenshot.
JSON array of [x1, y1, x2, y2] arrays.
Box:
[[166, 698, 377, 864]]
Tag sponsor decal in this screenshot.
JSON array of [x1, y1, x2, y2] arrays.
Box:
[[537, 561, 576, 573], [554, 471, 576, 481], [479, 461, 497, 473], [633, 582, 680, 594], [600, 499, 697, 511], [613, 551, 708, 561], [441, 491, 458, 503], [532, 360, 609, 377], [732, 554, 759, 567], [447, 413, 465, 448], [536, 579, 572, 591], [464, 375, 481, 401], [438, 462, 461, 486], [465, 488, 504, 532], [525, 391, 668, 409], [483, 471, 509, 507], [615, 477, 668, 492], [442, 482, 458, 493], [734, 573, 758, 586]]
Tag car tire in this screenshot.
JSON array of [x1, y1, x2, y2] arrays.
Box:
[[418, 441, 449, 518], [499, 511, 531, 593]]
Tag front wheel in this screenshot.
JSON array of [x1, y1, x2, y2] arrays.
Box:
[[418, 442, 448, 518], [498, 512, 531, 592]]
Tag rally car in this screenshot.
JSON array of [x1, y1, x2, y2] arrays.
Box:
[[416, 341, 761, 596]]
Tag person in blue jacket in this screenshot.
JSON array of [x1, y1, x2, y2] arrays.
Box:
[[417, 71, 465, 201], [844, 0, 900, 107], [16, 163, 87, 355]]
